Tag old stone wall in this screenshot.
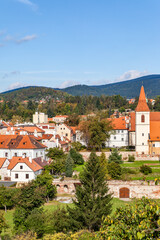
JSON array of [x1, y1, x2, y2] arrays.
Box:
[[53, 179, 160, 199], [80, 151, 160, 161]]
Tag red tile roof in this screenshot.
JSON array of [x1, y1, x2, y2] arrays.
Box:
[[7, 156, 44, 172], [0, 158, 7, 168], [108, 117, 128, 130], [135, 86, 150, 112], [0, 135, 46, 149], [129, 112, 135, 132]]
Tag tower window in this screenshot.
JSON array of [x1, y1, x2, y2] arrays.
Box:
[[141, 115, 145, 123], [142, 133, 144, 136]]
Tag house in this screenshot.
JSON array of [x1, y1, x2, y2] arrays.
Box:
[[56, 124, 74, 141], [33, 112, 48, 124], [0, 156, 47, 182], [0, 135, 46, 160], [52, 115, 68, 124], [106, 117, 129, 148]]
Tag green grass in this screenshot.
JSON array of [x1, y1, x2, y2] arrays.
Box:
[[122, 160, 160, 168], [73, 163, 86, 173]]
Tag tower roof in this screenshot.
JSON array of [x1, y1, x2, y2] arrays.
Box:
[[135, 86, 150, 112]]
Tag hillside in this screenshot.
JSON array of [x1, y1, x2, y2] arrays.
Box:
[[0, 86, 68, 101], [59, 74, 160, 98]]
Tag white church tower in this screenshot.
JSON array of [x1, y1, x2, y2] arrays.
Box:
[[135, 86, 150, 154]]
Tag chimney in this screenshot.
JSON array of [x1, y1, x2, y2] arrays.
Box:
[[29, 156, 32, 163]]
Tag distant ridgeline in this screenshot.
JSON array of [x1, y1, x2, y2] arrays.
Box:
[[1, 74, 160, 100]]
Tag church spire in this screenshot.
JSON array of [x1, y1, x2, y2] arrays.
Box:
[[135, 86, 150, 112]]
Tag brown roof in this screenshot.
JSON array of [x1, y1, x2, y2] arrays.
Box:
[[0, 135, 46, 149], [135, 86, 150, 112], [0, 158, 7, 168], [107, 117, 128, 130], [42, 134, 53, 140], [129, 112, 135, 132], [7, 157, 44, 172]]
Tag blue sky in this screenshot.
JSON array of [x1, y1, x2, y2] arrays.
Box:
[[0, 0, 160, 92]]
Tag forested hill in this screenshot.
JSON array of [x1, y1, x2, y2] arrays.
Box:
[[0, 86, 68, 101], [59, 74, 160, 98], [1, 74, 160, 100]]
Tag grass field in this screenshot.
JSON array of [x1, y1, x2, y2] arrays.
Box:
[[74, 160, 160, 181], [1, 197, 130, 238]]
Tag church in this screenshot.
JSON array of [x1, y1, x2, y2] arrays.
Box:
[[107, 85, 160, 155], [135, 85, 160, 155]]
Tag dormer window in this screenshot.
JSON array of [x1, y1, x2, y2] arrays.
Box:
[[141, 115, 145, 123], [23, 142, 26, 145]]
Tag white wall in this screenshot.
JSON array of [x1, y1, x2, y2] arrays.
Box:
[[135, 112, 150, 154], [0, 159, 10, 180], [106, 130, 128, 148], [0, 148, 46, 160]]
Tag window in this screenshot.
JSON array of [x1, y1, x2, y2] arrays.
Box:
[[153, 144, 155, 147], [63, 128, 65, 130], [66, 133, 68, 136], [5, 152, 8, 157], [142, 143, 144, 145], [114, 136, 116, 140], [61, 128, 62, 130], [26, 174, 29, 179], [23, 153, 26, 157], [121, 130, 123, 133], [118, 130, 120, 133], [36, 153, 38, 157], [121, 138, 124, 141], [20, 165, 23, 169], [142, 133, 144, 136], [15, 174, 18, 179], [14, 153, 17, 157], [141, 115, 145, 123]]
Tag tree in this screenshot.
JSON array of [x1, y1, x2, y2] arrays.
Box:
[[0, 212, 8, 237], [99, 152, 108, 178], [70, 148, 84, 165], [107, 162, 122, 179], [33, 172, 57, 202], [71, 142, 86, 151], [68, 152, 112, 231], [11, 115, 23, 125], [13, 183, 46, 232], [79, 117, 112, 150], [98, 197, 160, 240], [0, 186, 18, 212], [46, 148, 66, 175], [65, 153, 74, 177], [64, 114, 80, 126], [108, 149, 123, 164]]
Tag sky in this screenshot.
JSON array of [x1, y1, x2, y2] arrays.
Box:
[[0, 0, 160, 92]]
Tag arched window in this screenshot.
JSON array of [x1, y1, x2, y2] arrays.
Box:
[[141, 115, 145, 123]]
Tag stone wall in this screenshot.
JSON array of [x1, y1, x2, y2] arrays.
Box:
[[80, 151, 160, 161], [53, 179, 160, 199]]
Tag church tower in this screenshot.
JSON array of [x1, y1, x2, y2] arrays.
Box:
[[135, 86, 150, 154]]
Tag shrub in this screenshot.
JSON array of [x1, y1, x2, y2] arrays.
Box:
[[128, 155, 135, 162], [70, 148, 84, 165], [107, 162, 122, 179], [121, 167, 136, 174], [140, 165, 152, 175], [108, 149, 123, 164]]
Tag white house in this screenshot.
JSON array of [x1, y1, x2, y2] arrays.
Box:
[[0, 156, 47, 182], [0, 135, 46, 160]]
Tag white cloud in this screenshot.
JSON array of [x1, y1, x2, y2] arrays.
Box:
[[117, 70, 149, 82], [16, 34, 37, 44], [6, 82, 27, 91], [59, 80, 79, 88], [16, 0, 38, 11]]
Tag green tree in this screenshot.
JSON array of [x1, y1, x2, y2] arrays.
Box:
[[0, 186, 18, 212], [98, 197, 160, 240], [107, 162, 122, 179], [70, 148, 84, 165], [108, 148, 123, 164], [68, 152, 112, 231], [99, 152, 108, 178], [13, 183, 46, 232], [46, 148, 66, 160], [79, 118, 112, 150], [33, 172, 57, 202], [65, 153, 74, 177]]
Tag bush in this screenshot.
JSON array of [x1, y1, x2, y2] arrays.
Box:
[[108, 149, 123, 164], [107, 162, 122, 179], [140, 165, 152, 175], [70, 148, 84, 165], [121, 167, 136, 174], [128, 155, 135, 162]]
